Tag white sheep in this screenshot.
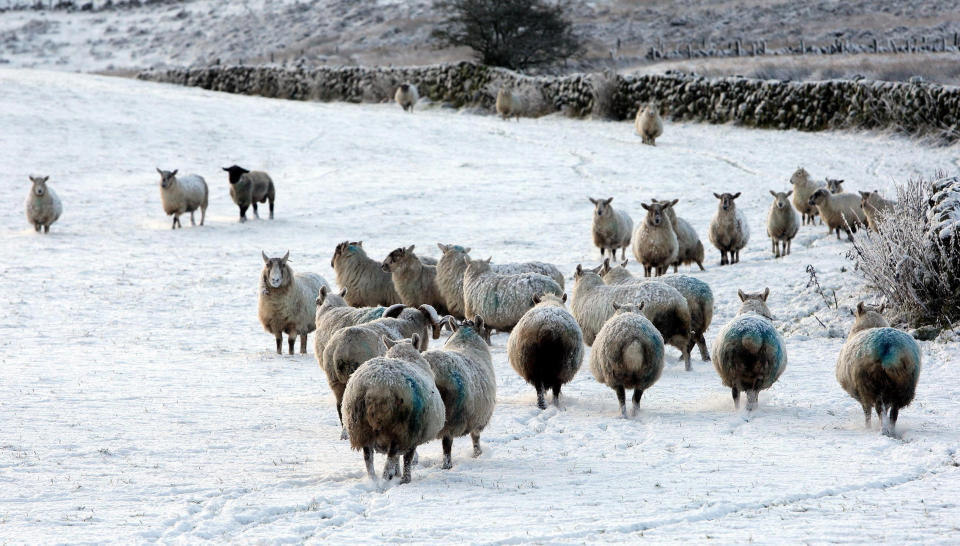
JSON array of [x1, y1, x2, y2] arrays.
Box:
[[342, 334, 445, 483], [808, 188, 867, 241], [312, 286, 405, 365], [25, 175, 62, 233], [571, 264, 692, 369], [156, 168, 208, 229], [859, 191, 896, 230], [222, 165, 276, 222], [709, 192, 749, 265], [589, 197, 633, 260], [382, 245, 449, 315], [258, 251, 329, 355], [837, 302, 921, 436], [331, 241, 404, 307], [632, 200, 679, 277], [589, 302, 665, 417], [495, 86, 521, 120], [423, 316, 496, 469], [634, 102, 663, 145], [463, 257, 563, 331], [652, 198, 705, 272], [395, 83, 419, 112], [767, 190, 799, 258], [711, 288, 787, 411], [599, 260, 713, 362], [507, 293, 584, 409], [789, 167, 825, 225], [436, 243, 563, 319]]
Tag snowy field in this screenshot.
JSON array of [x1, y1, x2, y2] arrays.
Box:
[[1, 68, 960, 543]]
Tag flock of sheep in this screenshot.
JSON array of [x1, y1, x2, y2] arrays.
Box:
[[24, 86, 918, 486]]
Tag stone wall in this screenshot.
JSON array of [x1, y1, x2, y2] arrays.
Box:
[[138, 61, 960, 142]]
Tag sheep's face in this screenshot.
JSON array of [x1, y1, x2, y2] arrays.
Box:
[[859, 191, 882, 209], [222, 165, 250, 185], [157, 168, 178, 189], [262, 250, 290, 289], [331, 241, 364, 268], [808, 189, 829, 207], [589, 197, 614, 218], [29, 175, 49, 196], [641, 201, 672, 226], [853, 302, 888, 327], [399, 83, 410, 93], [382, 245, 416, 273], [737, 288, 773, 320], [826, 178, 844, 194], [464, 257, 492, 276], [769, 190, 792, 210], [789, 167, 809, 185], [532, 292, 567, 308], [713, 192, 740, 212]]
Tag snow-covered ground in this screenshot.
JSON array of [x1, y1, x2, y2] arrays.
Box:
[[1, 69, 959, 543]]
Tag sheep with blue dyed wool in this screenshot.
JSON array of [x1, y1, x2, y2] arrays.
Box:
[[462, 257, 563, 331], [313, 286, 405, 367]]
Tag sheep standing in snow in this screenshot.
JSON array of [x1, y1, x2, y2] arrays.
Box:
[[652, 198, 704, 272], [571, 264, 692, 369], [331, 241, 402, 307], [635, 102, 663, 145], [258, 251, 329, 355], [789, 167, 825, 225], [436, 244, 563, 319], [222, 165, 276, 222], [837, 302, 921, 436], [859, 191, 896, 230], [156, 168, 208, 229], [590, 197, 633, 260], [495, 86, 521, 120], [382, 245, 449, 314], [507, 293, 584, 409], [312, 286, 405, 365], [808, 188, 867, 241], [323, 304, 443, 438], [711, 288, 787, 411], [342, 335, 445, 483], [590, 302, 665, 417], [463, 257, 563, 331], [767, 190, 799, 258], [599, 260, 713, 362], [394, 83, 418, 112], [632, 200, 679, 277], [423, 316, 496, 469], [25, 175, 62, 233], [826, 178, 845, 194], [709, 192, 749, 265]]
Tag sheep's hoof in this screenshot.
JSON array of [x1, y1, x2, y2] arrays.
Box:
[[340, 428, 349, 441], [472, 447, 482, 458], [441, 458, 452, 470]]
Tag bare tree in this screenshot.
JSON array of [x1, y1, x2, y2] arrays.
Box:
[[432, 0, 582, 70]]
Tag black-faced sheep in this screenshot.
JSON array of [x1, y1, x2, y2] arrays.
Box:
[[635, 102, 663, 145], [767, 190, 799, 258], [711, 288, 787, 411], [589, 197, 633, 261], [652, 197, 705, 272], [423, 316, 496, 469], [589, 302, 665, 417], [222, 165, 276, 222], [258, 251, 330, 355], [156, 168, 208, 229], [507, 293, 584, 409], [709, 192, 749, 265], [463, 257, 563, 331], [342, 334, 445, 483], [836, 302, 921, 436], [632, 200, 678, 277], [789, 167, 825, 225], [331, 241, 402, 307], [382, 245, 449, 314], [395, 83, 418, 112], [25, 175, 62, 233], [808, 188, 867, 241]]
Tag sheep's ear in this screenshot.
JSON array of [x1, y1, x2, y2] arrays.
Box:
[[222, 167, 230, 172], [171, 169, 178, 176], [786, 190, 793, 197], [319, 286, 328, 300], [620, 259, 628, 267], [532, 293, 542, 305], [406, 244, 415, 253], [410, 333, 421, 349], [561, 293, 567, 303], [638, 301, 645, 311], [714, 193, 722, 199], [156, 167, 163, 175], [837, 180, 844, 184], [40, 176, 49, 183], [437, 243, 448, 253], [281, 251, 290, 263], [762, 287, 769, 301], [859, 191, 869, 197], [769, 190, 777, 197], [856, 302, 865, 316], [612, 302, 622, 311], [485, 256, 492, 263], [339, 288, 347, 297], [732, 192, 742, 199], [589, 197, 598, 205], [878, 303, 886, 313], [382, 336, 398, 349], [357, 241, 364, 247], [474, 315, 484, 331], [604, 197, 613, 204], [262, 251, 270, 263], [738, 289, 746, 302], [640, 203, 650, 210], [575, 264, 583, 276]]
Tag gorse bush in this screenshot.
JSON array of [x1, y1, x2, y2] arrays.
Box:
[[847, 172, 960, 327], [431, 0, 582, 70]]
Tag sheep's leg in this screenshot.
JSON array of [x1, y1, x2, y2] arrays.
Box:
[[632, 389, 643, 416], [337, 400, 349, 440], [269, 198, 275, 219], [300, 334, 307, 354], [696, 260, 704, 271], [239, 205, 248, 223], [862, 403, 872, 428], [552, 384, 562, 407], [887, 406, 899, 437], [288, 335, 295, 355], [275, 334, 282, 355], [43, 225, 50, 233], [682, 345, 692, 372], [535, 384, 546, 409], [363, 446, 376, 480], [190, 211, 196, 226], [401, 449, 415, 484], [616, 386, 627, 418], [697, 334, 710, 361], [383, 444, 400, 481], [34, 223, 41, 232], [252, 202, 260, 219], [171, 216, 177, 230], [771, 238, 777, 257], [200, 206, 205, 226], [731, 388, 740, 409], [441, 436, 453, 469], [673, 263, 678, 273], [745, 390, 759, 411], [471, 432, 482, 457]]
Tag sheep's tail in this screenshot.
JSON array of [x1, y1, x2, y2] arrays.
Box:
[[740, 332, 763, 355], [364, 387, 402, 433]]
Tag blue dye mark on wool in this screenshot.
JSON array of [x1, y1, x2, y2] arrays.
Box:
[[347, 244, 360, 252], [450, 369, 466, 415], [868, 328, 921, 379], [453, 245, 467, 253], [405, 375, 424, 434], [639, 321, 664, 365]]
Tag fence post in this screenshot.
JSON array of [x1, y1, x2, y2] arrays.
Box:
[[800, 39, 805, 55], [736, 40, 741, 56]]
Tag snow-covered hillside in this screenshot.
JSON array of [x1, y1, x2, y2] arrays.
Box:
[[1, 69, 959, 543]]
